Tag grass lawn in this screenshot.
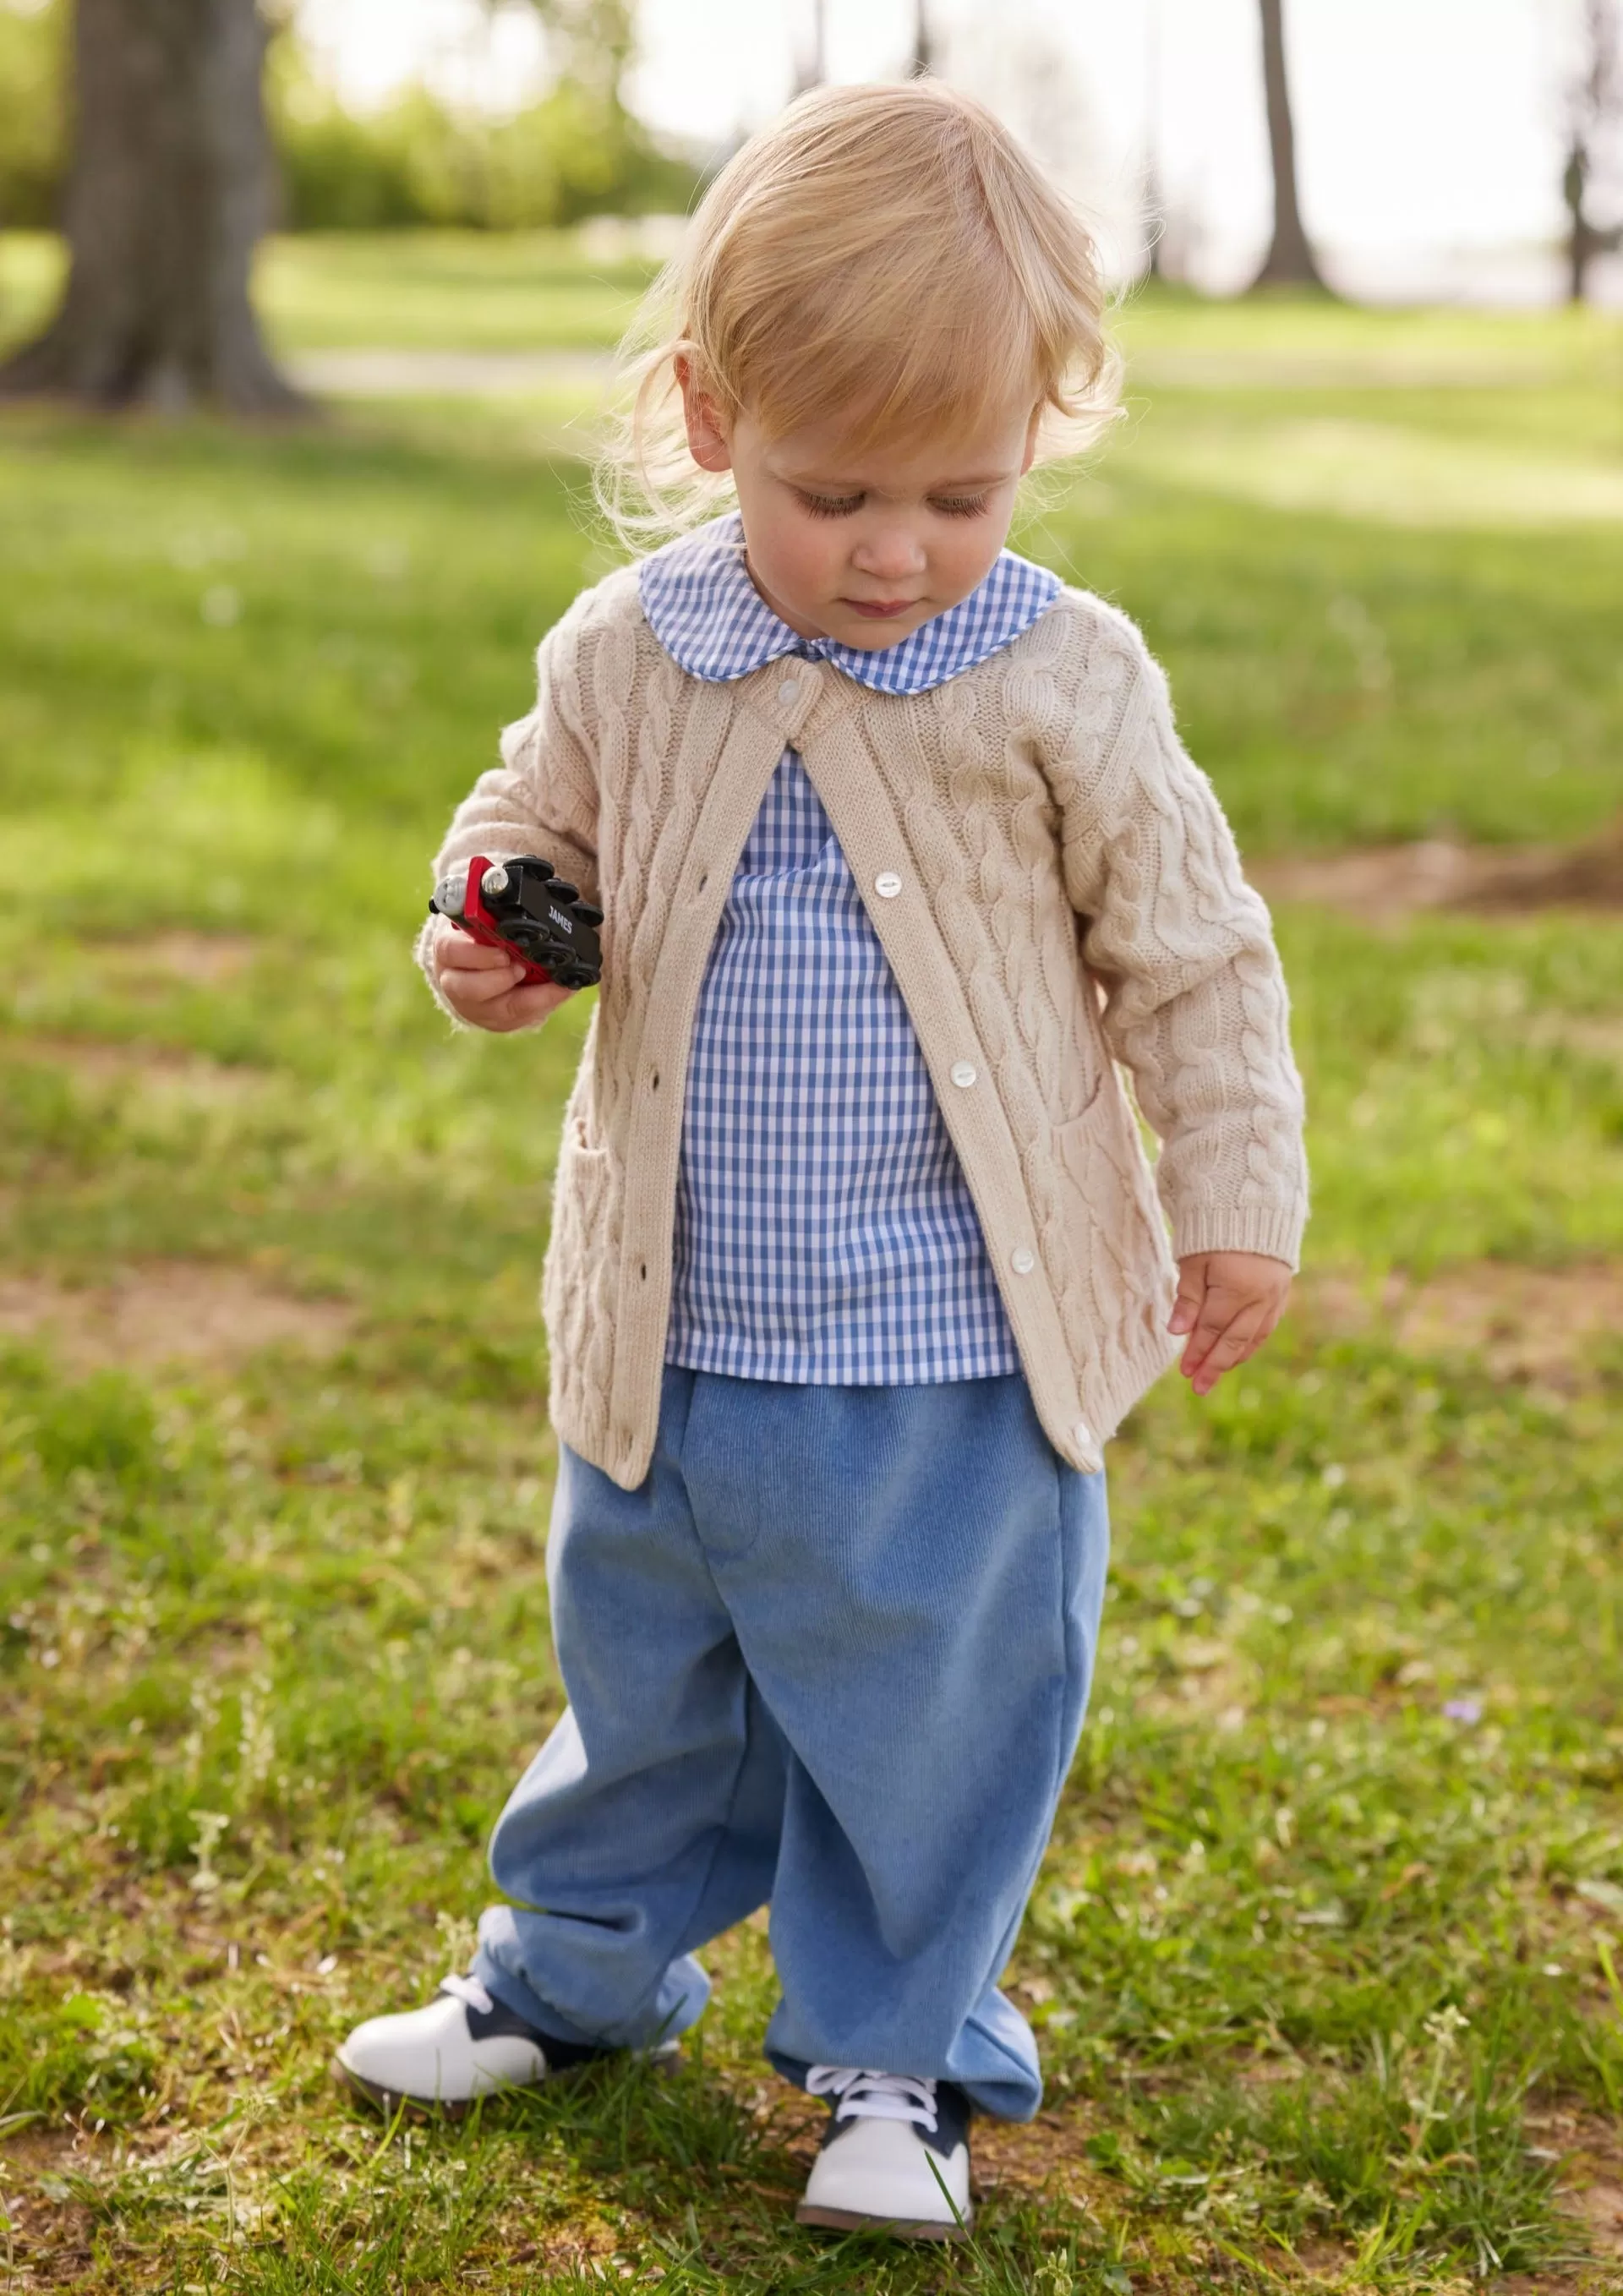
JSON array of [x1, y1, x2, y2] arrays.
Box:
[[1, 249, 1621, 2292], [0, 230, 660, 358]]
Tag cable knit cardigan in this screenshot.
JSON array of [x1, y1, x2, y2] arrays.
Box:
[[418, 564, 1308, 1491]]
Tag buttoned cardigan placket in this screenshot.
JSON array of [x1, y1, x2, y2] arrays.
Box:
[[605, 655, 1105, 1485]]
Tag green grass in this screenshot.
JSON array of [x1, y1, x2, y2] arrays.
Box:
[[2, 265, 1621, 2291], [0, 227, 658, 357]]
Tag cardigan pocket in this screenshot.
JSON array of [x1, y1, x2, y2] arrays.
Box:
[[542, 1120, 615, 1362], [1051, 1075, 1167, 1282]]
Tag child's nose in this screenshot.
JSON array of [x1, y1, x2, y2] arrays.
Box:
[[850, 527, 926, 582]]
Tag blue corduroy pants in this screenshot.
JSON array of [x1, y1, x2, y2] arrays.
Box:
[[473, 1364, 1109, 2120]]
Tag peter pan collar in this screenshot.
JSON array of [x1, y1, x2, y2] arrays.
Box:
[[637, 512, 1059, 696]]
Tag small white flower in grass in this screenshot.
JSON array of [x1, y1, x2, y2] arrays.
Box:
[[237, 1674, 275, 1796], [435, 1909, 478, 1970], [190, 1810, 229, 1894]]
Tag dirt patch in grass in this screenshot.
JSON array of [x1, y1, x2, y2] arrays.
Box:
[[1304, 1259, 1623, 1382], [0, 2124, 104, 2290], [1254, 825, 1623, 918], [1525, 2107, 1623, 2275], [0, 1260, 353, 1372], [1560, 2121, 1623, 2263], [8, 1036, 270, 1100], [1533, 1014, 1623, 1072], [94, 930, 259, 991]]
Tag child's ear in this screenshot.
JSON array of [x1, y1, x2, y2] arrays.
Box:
[[1019, 405, 1042, 475], [675, 353, 733, 474]]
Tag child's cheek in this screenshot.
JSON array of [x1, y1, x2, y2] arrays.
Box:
[[941, 520, 1007, 603], [763, 517, 839, 616]]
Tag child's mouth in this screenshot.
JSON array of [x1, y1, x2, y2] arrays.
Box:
[[844, 598, 918, 619]]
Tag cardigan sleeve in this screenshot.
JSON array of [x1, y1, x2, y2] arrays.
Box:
[[1057, 633, 1309, 1270], [414, 610, 602, 1025]]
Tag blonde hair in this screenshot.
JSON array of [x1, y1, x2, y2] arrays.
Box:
[[595, 79, 1121, 547]]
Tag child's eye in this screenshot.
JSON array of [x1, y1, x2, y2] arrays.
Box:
[[930, 495, 991, 519], [797, 489, 865, 518]]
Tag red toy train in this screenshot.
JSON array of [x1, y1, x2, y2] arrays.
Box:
[[429, 854, 604, 990]]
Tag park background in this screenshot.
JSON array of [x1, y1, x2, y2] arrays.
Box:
[[1, 2, 1621, 2289]]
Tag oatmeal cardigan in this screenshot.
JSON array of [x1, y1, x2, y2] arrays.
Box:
[[418, 565, 1309, 1491]]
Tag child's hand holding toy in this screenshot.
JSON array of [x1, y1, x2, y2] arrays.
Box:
[[429, 853, 603, 1034]]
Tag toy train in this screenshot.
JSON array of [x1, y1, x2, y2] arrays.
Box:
[[429, 854, 604, 990]]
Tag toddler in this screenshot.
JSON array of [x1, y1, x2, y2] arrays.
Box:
[[338, 80, 1307, 2240]]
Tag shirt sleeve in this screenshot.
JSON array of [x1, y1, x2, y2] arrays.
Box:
[[1055, 634, 1309, 1270], [414, 613, 602, 1025]]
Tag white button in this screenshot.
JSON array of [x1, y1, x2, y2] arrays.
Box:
[[778, 678, 801, 704], [1011, 1247, 1036, 1275], [874, 872, 902, 898], [950, 1061, 977, 1088], [1074, 1419, 1094, 1450]]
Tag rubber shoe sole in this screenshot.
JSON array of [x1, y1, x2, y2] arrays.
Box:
[[333, 2040, 680, 2121], [795, 2197, 973, 2241], [333, 2052, 495, 2121]]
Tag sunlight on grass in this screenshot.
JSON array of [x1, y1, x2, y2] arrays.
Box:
[[1130, 413, 1623, 527], [2, 270, 1621, 2292]]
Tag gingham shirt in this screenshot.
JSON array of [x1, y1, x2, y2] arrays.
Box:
[[642, 515, 1060, 1384]]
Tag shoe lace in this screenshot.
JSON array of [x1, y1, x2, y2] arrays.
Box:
[[440, 1971, 495, 2015], [806, 2065, 939, 2134]]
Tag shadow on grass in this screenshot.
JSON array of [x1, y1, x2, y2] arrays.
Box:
[[203, 2051, 1138, 2295]]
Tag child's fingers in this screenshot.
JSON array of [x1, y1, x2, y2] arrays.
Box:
[[1168, 1263, 1208, 1337], [470, 978, 575, 1034], [1178, 1287, 1259, 1379], [1178, 1274, 1234, 1376], [1184, 1304, 1267, 1386], [436, 932, 517, 972], [441, 955, 525, 1010]]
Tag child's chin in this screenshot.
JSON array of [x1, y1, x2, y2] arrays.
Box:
[[834, 611, 926, 648]]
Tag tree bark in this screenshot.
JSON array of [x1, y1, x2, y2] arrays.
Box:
[[1249, 0, 1326, 291], [1566, 141, 1596, 302], [0, 0, 304, 414], [1564, 2, 1622, 305], [794, 0, 827, 94], [910, 0, 933, 77]]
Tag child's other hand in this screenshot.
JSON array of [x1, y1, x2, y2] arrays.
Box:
[[434, 925, 576, 1032], [1169, 1251, 1292, 1397]]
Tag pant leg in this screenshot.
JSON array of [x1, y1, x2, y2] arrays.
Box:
[[678, 1369, 1109, 2123], [474, 1366, 788, 2051]]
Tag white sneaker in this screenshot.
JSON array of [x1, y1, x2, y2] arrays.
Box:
[[796, 2068, 974, 2239], [335, 1972, 654, 2118]]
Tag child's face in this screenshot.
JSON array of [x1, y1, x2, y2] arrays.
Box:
[[680, 372, 1040, 651]]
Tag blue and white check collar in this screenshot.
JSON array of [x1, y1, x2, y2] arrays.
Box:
[[638, 513, 1060, 696]]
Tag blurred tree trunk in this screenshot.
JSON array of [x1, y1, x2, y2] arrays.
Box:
[[794, 0, 827, 94], [1564, 0, 1622, 304], [1249, 0, 1325, 290], [1565, 143, 1599, 302], [0, 0, 303, 413], [1144, 0, 1164, 279], [910, 0, 933, 77]]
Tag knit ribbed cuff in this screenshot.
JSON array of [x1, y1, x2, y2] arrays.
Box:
[[1169, 1200, 1306, 1272]]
